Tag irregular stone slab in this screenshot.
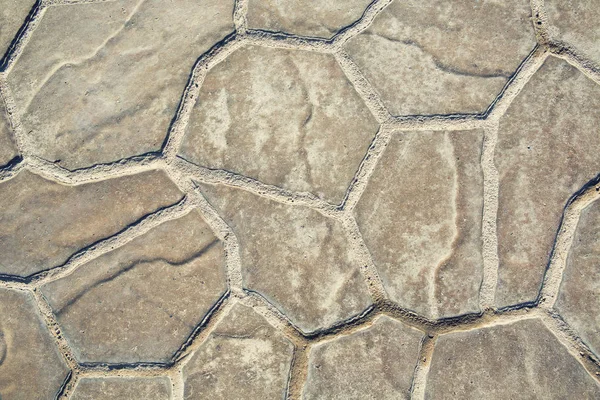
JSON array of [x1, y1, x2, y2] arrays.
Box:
[[495, 57, 600, 307], [0, 0, 36, 60], [0, 288, 70, 399], [0, 170, 182, 278], [355, 131, 484, 319], [344, 0, 535, 116], [72, 377, 171, 400], [427, 319, 600, 399], [7, 0, 234, 169], [556, 200, 600, 357], [183, 303, 293, 400], [180, 46, 378, 204], [41, 211, 226, 364], [0, 98, 18, 165], [304, 316, 422, 399], [247, 0, 372, 38], [199, 183, 372, 333]]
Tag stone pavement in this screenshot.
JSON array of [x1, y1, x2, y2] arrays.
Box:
[[0, 0, 599, 399]]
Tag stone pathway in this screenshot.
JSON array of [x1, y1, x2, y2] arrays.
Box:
[[0, 0, 599, 399]]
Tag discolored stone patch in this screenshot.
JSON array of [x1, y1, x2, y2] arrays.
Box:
[[0, 289, 70, 400], [0, 98, 18, 166], [72, 377, 171, 400], [199, 183, 372, 333], [304, 316, 422, 399], [41, 211, 226, 364], [7, 0, 234, 169], [183, 303, 293, 400], [180, 46, 379, 203], [0, 170, 183, 278], [344, 0, 535, 116], [247, 0, 372, 38], [495, 57, 600, 307], [0, 0, 36, 61], [426, 319, 600, 399], [355, 130, 484, 319]]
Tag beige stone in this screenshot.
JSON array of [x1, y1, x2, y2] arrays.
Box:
[[0, 288, 69, 400], [426, 319, 600, 399], [41, 211, 226, 364], [344, 0, 536, 116], [180, 46, 379, 204], [0, 98, 18, 166], [0, 170, 182, 277], [556, 200, 600, 357], [199, 183, 372, 333], [304, 316, 422, 399], [72, 377, 171, 400], [7, 0, 234, 169], [183, 303, 293, 399], [495, 57, 600, 307], [355, 131, 484, 318], [0, 0, 36, 60], [247, 0, 372, 38]]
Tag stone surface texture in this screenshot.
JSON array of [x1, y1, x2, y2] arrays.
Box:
[[0, 99, 18, 165], [72, 377, 171, 400]]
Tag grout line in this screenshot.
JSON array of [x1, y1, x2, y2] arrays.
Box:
[[169, 368, 185, 400], [285, 343, 311, 400], [551, 46, 600, 87], [0, 75, 36, 158], [244, 30, 334, 53], [332, 0, 395, 48], [43, 0, 117, 6], [530, 0, 550, 46], [0, 157, 24, 183], [410, 334, 437, 400], [233, 0, 249, 34], [383, 114, 485, 131]]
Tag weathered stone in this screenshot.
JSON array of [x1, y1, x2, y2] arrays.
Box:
[[427, 319, 600, 399], [0, 0, 36, 60], [72, 377, 171, 400], [0, 98, 18, 166], [41, 211, 226, 364], [495, 57, 600, 307], [304, 316, 422, 399], [183, 303, 293, 399], [344, 0, 535, 116], [199, 183, 372, 333], [7, 0, 234, 169], [0, 170, 182, 278], [355, 131, 484, 319], [556, 200, 600, 357], [0, 288, 70, 399], [180, 46, 378, 203], [247, 0, 372, 38]]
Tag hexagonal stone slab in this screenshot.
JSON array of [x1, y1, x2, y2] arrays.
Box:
[[183, 303, 293, 399], [304, 316, 422, 399], [355, 130, 484, 319], [72, 377, 171, 400], [41, 211, 226, 364], [247, 0, 372, 38], [7, 0, 234, 169], [0, 0, 36, 60], [199, 183, 372, 333], [344, 0, 536, 116], [495, 57, 600, 307], [0, 170, 182, 277], [180, 46, 379, 203], [427, 319, 600, 399], [0, 97, 18, 166], [0, 288, 70, 399]]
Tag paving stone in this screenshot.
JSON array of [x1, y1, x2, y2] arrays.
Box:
[[0, 170, 182, 277], [344, 0, 536, 116], [199, 183, 372, 333], [556, 200, 600, 357], [0, 0, 36, 61], [247, 0, 372, 38], [180, 46, 379, 204], [426, 319, 600, 399], [0, 288, 70, 399], [355, 130, 484, 319], [304, 316, 422, 399], [41, 211, 226, 364], [0, 98, 18, 166], [183, 303, 293, 400], [7, 0, 234, 169], [72, 377, 171, 400], [495, 57, 600, 307]]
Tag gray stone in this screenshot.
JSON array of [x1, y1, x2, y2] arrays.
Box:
[[180, 46, 379, 204], [344, 0, 536, 116], [0, 0, 36, 60], [41, 211, 226, 364], [0, 170, 183, 277], [0, 288, 70, 400], [183, 303, 293, 400], [0, 97, 18, 166], [495, 57, 600, 307], [426, 319, 600, 399], [7, 0, 234, 169], [72, 377, 171, 400], [355, 130, 484, 319]]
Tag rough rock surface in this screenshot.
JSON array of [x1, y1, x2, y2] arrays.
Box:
[[71, 377, 171, 400]]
